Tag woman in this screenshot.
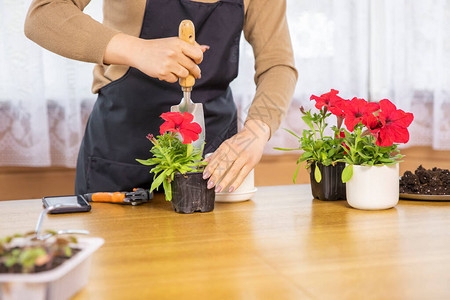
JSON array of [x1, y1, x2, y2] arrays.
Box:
[[24, 0, 297, 194]]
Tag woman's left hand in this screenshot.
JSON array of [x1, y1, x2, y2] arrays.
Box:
[[202, 119, 270, 193]]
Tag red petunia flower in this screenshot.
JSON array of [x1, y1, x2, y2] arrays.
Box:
[[343, 97, 380, 132], [336, 130, 350, 153], [362, 113, 384, 144], [159, 111, 202, 144], [363, 113, 383, 134], [310, 89, 346, 117], [375, 99, 414, 147]]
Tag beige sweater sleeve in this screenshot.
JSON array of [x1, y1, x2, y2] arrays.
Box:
[[24, 0, 119, 64], [243, 0, 298, 136]]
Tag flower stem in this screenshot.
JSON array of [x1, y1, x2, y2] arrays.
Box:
[[319, 109, 325, 140], [350, 126, 362, 164], [156, 135, 172, 165]]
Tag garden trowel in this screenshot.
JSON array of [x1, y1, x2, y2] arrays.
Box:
[[171, 20, 206, 151]]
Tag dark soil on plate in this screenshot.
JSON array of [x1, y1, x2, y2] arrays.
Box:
[[0, 248, 80, 274], [400, 165, 449, 195]]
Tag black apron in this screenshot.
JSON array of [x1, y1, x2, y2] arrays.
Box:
[[75, 0, 244, 194]]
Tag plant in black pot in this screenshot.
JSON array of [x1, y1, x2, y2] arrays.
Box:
[[137, 111, 214, 213], [275, 89, 347, 201]]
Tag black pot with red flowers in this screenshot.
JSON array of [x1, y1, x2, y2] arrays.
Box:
[[310, 162, 346, 201], [137, 112, 215, 213], [171, 171, 215, 213], [275, 89, 348, 201]]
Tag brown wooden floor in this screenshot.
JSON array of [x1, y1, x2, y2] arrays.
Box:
[[0, 146, 449, 201]]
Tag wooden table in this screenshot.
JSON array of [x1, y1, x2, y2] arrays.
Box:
[[1, 185, 449, 299]]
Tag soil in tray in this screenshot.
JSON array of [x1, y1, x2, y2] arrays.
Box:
[[0, 248, 80, 274], [400, 165, 449, 195]]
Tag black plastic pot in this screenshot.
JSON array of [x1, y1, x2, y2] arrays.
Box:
[[310, 162, 346, 201], [171, 172, 215, 214]]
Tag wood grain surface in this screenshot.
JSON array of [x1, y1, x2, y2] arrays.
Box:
[[1, 185, 450, 299]]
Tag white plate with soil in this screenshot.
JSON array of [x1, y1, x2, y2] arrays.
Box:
[[399, 193, 450, 201], [399, 165, 449, 201]]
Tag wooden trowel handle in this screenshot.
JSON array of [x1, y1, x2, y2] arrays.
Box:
[[179, 20, 196, 89]]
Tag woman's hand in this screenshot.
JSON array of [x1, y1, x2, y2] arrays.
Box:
[[104, 33, 209, 83], [203, 119, 270, 193]]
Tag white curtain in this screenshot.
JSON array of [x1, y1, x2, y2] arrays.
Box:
[[0, 0, 449, 168], [368, 0, 450, 149], [250, 0, 372, 154], [0, 0, 100, 167]]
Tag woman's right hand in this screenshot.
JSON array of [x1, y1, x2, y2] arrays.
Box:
[[104, 33, 208, 83]]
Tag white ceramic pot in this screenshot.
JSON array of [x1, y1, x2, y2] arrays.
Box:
[[204, 153, 257, 202], [215, 169, 257, 202], [0, 237, 104, 300], [346, 164, 399, 210]]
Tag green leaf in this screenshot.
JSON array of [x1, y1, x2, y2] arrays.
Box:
[[299, 151, 313, 162], [314, 140, 324, 150], [378, 157, 396, 163], [301, 116, 316, 131], [293, 162, 302, 183], [282, 128, 301, 140], [341, 164, 353, 183], [136, 159, 153, 166], [314, 162, 322, 183], [273, 147, 299, 151], [64, 246, 72, 257], [323, 158, 332, 166], [19, 247, 46, 269], [69, 236, 78, 244], [328, 148, 336, 157], [44, 229, 57, 236], [163, 178, 172, 201], [356, 150, 371, 159], [150, 170, 167, 193], [186, 143, 193, 158]]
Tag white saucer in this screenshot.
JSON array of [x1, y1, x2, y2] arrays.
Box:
[[215, 188, 258, 203]]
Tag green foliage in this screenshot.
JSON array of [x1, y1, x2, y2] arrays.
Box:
[[340, 125, 404, 182], [314, 162, 322, 183], [136, 133, 207, 201], [339, 126, 403, 181], [274, 108, 346, 183], [341, 164, 353, 183], [0, 231, 78, 274]]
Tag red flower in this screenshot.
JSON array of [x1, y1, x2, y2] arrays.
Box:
[[363, 113, 383, 134], [310, 89, 346, 117], [343, 97, 380, 132], [375, 99, 414, 147], [335, 130, 345, 139], [159, 112, 202, 144], [336, 130, 350, 153], [362, 113, 384, 144]]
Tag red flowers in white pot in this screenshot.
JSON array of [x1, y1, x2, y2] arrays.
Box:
[[339, 97, 414, 182], [318, 90, 414, 209]]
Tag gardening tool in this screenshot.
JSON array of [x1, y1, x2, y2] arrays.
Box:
[[171, 19, 206, 151], [83, 188, 152, 206], [35, 205, 90, 240]]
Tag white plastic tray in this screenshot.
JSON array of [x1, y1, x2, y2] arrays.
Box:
[[0, 237, 104, 300]]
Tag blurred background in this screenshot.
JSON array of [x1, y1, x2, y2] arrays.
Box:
[[1, 0, 449, 200]]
